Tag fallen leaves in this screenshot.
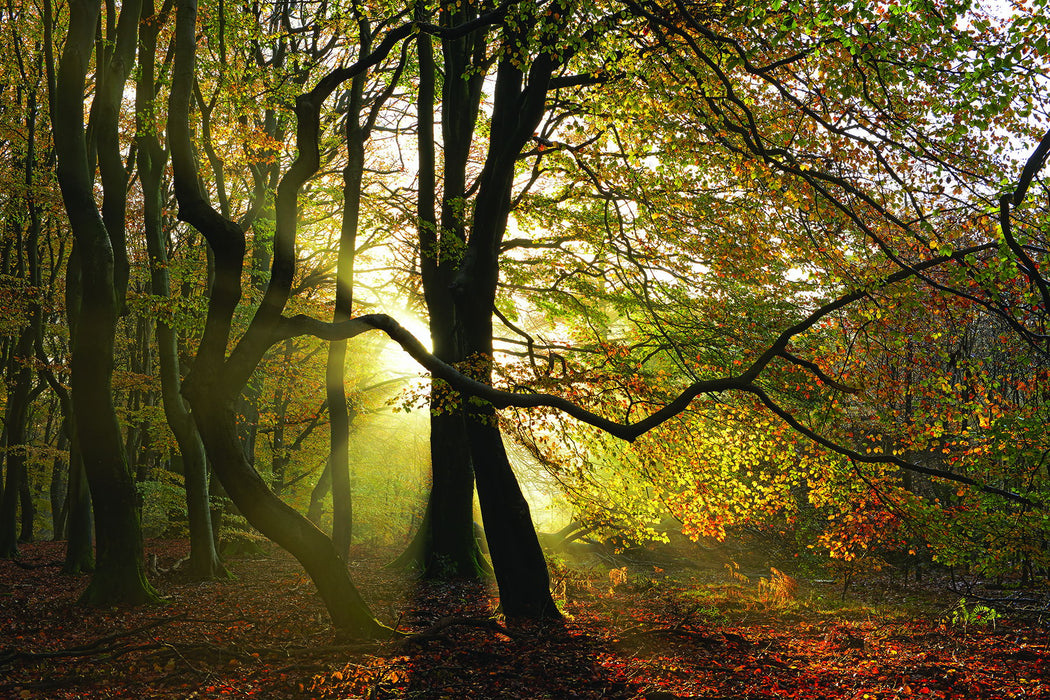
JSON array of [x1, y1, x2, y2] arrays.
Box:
[[0, 540, 1047, 699]]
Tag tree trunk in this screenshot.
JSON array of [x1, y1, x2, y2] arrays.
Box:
[[466, 415, 557, 618], [73, 308, 158, 605], [327, 36, 373, 560], [398, 6, 490, 579], [122, 315, 152, 482], [0, 325, 35, 557], [442, 22, 564, 617], [327, 335, 353, 558], [62, 439, 95, 574], [456, 257, 556, 616], [136, 0, 225, 581], [50, 425, 68, 540], [167, 0, 396, 638], [189, 394, 389, 637], [308, 459, 331, 526], [390, 408, 488, 577], [61, 256, 94, 573], [54, 0, 158, 606], [18, 466, 34, 543]]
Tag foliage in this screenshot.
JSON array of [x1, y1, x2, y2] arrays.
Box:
[[490, 0, 1050, 583], [944, 599, 1001, 631], [138, 476, 190, 540], [216, 511, 272, 557]]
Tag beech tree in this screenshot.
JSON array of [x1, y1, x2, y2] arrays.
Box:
[[53, 0, 160, 604], [395, 0, 597, 617], [135, 0, 227, 580], [487, 0, 1050, 570], [165, 0, 426, 637]]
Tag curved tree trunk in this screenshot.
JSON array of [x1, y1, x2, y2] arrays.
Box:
[[54, 0, 158, 606], [466, 416, 558, 618], [307, 459, 331, 526], [166, 0, 408, 638], [137, 0, 225, 578], [188, 394, 388, 637], [141, 139, 227, 579], [327, 100, 366, 562]]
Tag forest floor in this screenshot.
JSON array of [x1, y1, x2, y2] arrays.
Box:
[[1, 539, 1048, 699]]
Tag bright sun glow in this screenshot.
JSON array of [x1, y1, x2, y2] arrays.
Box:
[[379, 308, 432, 378]]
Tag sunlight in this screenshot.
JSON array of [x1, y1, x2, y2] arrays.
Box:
[[376, 308, 432, 377]]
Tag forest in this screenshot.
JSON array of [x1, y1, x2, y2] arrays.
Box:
[[1, 0, 1050, 697]]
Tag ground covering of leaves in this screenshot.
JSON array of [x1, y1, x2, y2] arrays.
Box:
[[1, 540, 1048, 699]]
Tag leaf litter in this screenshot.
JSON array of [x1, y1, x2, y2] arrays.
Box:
[[1, 540, 1047, 699]]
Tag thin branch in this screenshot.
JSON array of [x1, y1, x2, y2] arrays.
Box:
[[778, 351, 858, 395], [271, 243, 1040, 507], [745, 384, 1035, 507]]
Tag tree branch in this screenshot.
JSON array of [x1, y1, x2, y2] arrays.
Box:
[[744, 385, 1036, 507], [272, 242, 1040, 507]]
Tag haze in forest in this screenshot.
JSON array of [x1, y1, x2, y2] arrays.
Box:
[[0, 5, 1048, 694]]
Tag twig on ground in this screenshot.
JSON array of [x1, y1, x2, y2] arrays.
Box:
[[402, 616, 519, 644], [1, 559, 61, 570], [0, 614, 188, 665]]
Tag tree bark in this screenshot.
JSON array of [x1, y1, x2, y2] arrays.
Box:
[[49, 425, 69, 541], [60, 255, 94, 574], [62, 441, 95, 574], [308, 458, 332, 526], [466, 416, 558, 618], [327, 68, 367, 561], [189, 395, 389, 636], [442, 12, 566, 618], [137, 1, 226, 577], [18, 462, 34, 543]]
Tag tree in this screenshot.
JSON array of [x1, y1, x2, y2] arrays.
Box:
[[397, 0, 642, 618], [136, 0, 227, 580], [483, 0, 1050, 574], [19, 0, 1044, 635], [53, 0, 160, 605], [325, 4, 409, 561], [358, 0, 1048, 583], [167, 0, 420, 637], [0, 18, 47, 557]]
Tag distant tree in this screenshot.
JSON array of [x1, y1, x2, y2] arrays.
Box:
[[0, 21, 48, 556]]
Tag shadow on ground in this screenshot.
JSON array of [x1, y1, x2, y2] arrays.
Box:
[[396, 578, 640, 700]]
